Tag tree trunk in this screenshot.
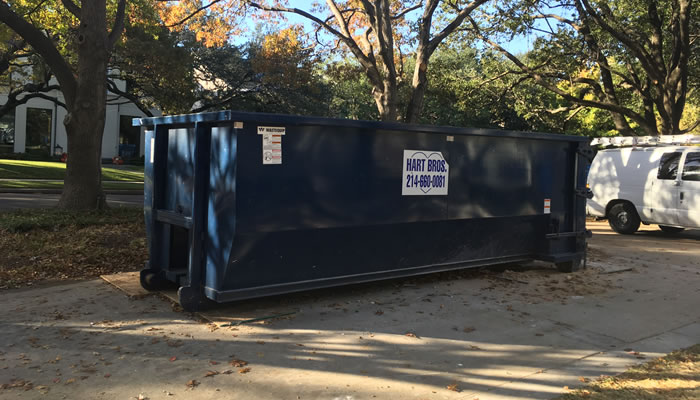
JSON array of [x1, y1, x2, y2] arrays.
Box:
[[405, 54, 429, 124], [57, 0, 109, 209], [371, 78, 399, 122]]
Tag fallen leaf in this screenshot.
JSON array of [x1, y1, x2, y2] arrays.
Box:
[[104, 373, 111, 378], [405, 332, 419, 338], [256, 340, 265, 345], [238, 367, 251, 374], [186, 379, 199, 388], [209, 360, 219, 365], [65, 378, 76, 385], [221, 370, 234, 375], [446, 383, 459, 392], [169, 356, 177, 362], [204, 370, 219, 377], [463, 327, 476, 333], [229, 359, 248, 368], [578, 377, 588, 383]]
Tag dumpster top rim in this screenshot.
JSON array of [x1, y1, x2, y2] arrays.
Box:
[[133, 110, 589, 143]]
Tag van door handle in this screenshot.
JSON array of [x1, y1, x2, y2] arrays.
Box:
[[673, 180, 681, 186], [680, 192, 684, 201]]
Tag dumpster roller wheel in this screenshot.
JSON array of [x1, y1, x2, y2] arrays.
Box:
[[178, 286, 213, 312], [140, 269, 169, 291]]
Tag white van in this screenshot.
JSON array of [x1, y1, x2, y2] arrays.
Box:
[[587, 145, 700, 234]]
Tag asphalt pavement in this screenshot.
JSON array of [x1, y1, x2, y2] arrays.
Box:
[[0, 193, 143, 211]]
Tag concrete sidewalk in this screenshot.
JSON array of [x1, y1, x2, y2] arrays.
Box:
[[0, 222, 698, 399]]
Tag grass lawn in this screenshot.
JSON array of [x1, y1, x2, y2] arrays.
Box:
[[556, 344, 700, 399], [0, 207, 146, 289], [0, 180, 143, 191], [0, 159, 143, 181]]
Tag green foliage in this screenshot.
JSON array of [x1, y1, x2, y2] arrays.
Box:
[[112, 27, 198, 115], [322, 60, 379, 121]]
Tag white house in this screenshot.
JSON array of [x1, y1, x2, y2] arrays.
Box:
[[0, 76, 159, 159]]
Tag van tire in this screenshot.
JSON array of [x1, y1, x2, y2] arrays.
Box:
[[608, 203, 640, 234], [659, 225, 685, 233]]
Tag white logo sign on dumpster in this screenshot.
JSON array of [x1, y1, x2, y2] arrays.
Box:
[[258, 126, 285, 164], [402, 150, 449, 195]]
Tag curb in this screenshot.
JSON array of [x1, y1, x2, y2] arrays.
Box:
[[0, 189, 143, 195]]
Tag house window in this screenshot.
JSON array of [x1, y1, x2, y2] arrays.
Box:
[[26, 108, 52, 156], [119, 115, 141, 159], [0, 111, 15, 154]]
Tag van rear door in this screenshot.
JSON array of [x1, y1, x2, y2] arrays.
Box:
[[650, 151, 682, 226], [678, 151, 700, 228]]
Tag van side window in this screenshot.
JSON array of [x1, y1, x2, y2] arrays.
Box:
[[657, 152, 682, 180], [682, 152, 700, 182]]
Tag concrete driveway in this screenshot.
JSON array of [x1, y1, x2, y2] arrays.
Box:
[[0, 221, 698, 400]]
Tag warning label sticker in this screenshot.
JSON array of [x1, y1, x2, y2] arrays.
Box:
[[544, 198, 551, 214], [258, 126, 285, 164], [402, 150, 449, 196]]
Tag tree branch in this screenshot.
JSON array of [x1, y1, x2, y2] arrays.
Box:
[[427, 0, 490, 53], [164, 0, 222, 28], [59, 0, 80, 18], [248, 1, 382, 87], [107, 0, 127, 49], [106, 79, 154, 117], [468, 16, 649, 128], [392, 2, 421, 20], [0, 1, 77, 105]]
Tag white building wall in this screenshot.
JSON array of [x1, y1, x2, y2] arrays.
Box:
[[1, 85, 159, 159], [103, 103, 119, 158], [12, 105, 26, 153]]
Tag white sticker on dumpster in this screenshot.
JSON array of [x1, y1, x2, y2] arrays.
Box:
[[258, 126, 285, 164], [402, 150, 449, 195]]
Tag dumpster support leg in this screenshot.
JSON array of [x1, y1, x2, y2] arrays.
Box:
[[178, 122, 212, 312]]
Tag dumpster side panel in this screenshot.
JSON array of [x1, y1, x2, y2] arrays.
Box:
[[207, 122, 562, 296], [165, 128, 196, 216], [234, 125, 449, 233], [206, 127, 237, 289], [213, 216, 541, 295]]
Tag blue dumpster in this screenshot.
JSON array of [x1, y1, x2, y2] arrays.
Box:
[[134, 111, 592, 311]]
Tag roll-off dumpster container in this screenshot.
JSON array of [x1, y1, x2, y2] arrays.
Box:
[[134, 111, 592, 311]]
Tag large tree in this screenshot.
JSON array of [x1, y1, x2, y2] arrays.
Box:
[[246, 0, 489, 122], [469, 0, 698, 136], [0, 0, 127, 208]]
